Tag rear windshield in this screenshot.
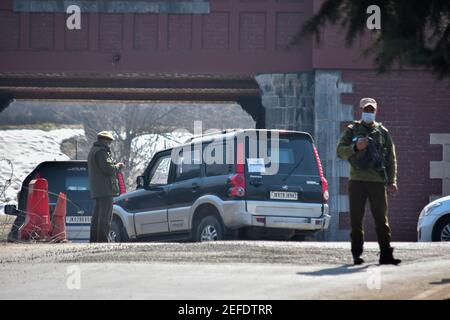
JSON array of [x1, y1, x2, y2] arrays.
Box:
[[33, 164, 89, 192], [66, 175, 89, 191], [25, 164, 90, 211], [245, 134, 318, 176]]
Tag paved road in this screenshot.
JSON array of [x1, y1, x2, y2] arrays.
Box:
[[0, 241, 449, 299]]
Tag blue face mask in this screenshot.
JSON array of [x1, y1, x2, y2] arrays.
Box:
[[362, 112, 376, 123]]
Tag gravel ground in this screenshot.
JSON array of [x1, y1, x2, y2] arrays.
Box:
[[1, 241, 449, 265]]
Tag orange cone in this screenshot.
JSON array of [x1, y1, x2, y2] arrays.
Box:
[[19, 178, 51, 241], [49, 192, 67, 242]]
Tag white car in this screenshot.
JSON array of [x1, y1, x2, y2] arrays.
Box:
[[417, 195, 450, 242]]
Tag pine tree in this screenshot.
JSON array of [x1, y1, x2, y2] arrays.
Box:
[[292, 0, 450, 80]]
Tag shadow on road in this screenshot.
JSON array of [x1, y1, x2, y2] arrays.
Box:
[[297, 264, 377, 276]]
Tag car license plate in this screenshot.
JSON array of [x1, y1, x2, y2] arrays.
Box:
[[270, 191, 298, 200], [66, 216, 91, 224]]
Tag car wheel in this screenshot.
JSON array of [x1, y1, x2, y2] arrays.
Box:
[[109, 219, 129, 243], [195, 216, 223, 242], [432, 216, 450, 242]]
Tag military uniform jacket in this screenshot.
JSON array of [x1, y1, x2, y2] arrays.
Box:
[[336, 121, 397, 185], [88, 141, 119, 199]]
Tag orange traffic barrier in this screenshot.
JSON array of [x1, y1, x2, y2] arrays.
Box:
[[49, 192, 67, 242], [19, 178, 51, 241]]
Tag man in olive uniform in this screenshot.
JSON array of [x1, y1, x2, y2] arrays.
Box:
[[88, 131, 124, 242], [337, 98, 401, 265]]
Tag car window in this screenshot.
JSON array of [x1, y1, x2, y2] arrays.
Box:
[[149, 156, 171, 185], [174, 149, 201, 182], [204, 142, 230, 177], [247, 136, 318, 176]]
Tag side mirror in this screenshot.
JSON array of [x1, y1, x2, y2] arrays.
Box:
[[4, 204, 18, 216], [136, 176, 145, 189]]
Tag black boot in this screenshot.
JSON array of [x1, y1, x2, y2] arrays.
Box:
[[379, 247, 401, 265], [353, 256, 365, 265], [352, 247, 364, 265]]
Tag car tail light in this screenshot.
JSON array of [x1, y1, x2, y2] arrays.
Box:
[[312, 144, 329, 202], [228, 174, 245, 197], [228, 142, 246, 198], [256, 217, 266, 224]]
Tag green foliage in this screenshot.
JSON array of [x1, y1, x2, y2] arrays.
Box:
[[292, 0, 450, 79]]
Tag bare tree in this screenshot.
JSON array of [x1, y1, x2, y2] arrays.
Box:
[[68, 101, 255, 189], [80, 103, 185, 189]]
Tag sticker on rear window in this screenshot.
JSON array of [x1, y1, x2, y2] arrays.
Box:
[[247, 158, 266, 173]]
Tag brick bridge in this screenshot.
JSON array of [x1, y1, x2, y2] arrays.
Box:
[[1, 0, 449, 241]]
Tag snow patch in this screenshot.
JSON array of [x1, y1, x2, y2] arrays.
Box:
[[0, 129, 84, 209]]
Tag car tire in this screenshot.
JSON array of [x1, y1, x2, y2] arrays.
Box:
[[432, 215, 450, 242], [109, 218, 129, 243], [194, 216, 223, 242]]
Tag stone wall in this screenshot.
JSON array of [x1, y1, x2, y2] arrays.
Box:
[[255, 73, 315, 134]]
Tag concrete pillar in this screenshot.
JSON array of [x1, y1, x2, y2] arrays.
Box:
[[314, 70, 353, 241]]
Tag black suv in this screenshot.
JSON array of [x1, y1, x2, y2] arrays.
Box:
[[5, 161, 93, 242], [111, 129, 330, 242]]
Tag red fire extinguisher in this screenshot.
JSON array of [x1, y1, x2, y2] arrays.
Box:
[[117, 169, 126, 195]]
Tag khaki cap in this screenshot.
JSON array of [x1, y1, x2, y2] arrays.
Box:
[[97, 131, 115, 141], [359, 97, 377, 110]]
